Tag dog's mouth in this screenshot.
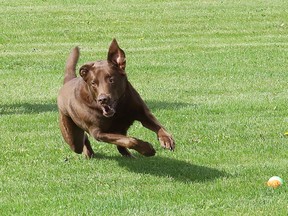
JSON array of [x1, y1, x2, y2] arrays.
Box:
[[100, 102, 116, 118]]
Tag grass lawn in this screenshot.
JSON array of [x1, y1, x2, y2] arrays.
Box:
[[1, 0, 288, 215]]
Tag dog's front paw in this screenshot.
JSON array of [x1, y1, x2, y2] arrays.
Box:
[[130, 139, 156, 157], [158, 128, 175, 151]]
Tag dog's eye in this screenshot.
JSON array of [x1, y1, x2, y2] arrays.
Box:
[[91, 81, 96, 85], [108, 77, 114, 84]]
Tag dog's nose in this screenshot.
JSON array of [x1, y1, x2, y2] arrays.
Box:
[[97, 94, 110, 104]]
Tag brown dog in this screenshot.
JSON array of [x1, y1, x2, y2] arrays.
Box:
[[57, 39, 175, 158]]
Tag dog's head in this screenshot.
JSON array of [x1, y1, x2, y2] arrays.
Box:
[[79, 39, 127, 118]]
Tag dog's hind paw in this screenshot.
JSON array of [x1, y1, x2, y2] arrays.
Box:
[[117, 146, 136, 158]]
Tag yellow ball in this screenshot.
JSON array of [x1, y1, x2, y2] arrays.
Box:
[[267, 176, 283, 188]]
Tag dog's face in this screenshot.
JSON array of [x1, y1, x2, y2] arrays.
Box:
[[79, 39, 127, 118]]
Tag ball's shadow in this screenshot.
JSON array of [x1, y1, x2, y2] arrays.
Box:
[[106, 155, 228, 183]]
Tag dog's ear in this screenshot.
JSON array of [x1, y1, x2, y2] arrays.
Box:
[[79, 64, 91, 82], [107, 39, 126, 71]]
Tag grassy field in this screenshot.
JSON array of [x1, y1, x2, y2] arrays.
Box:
[[1, 0, 288, 215]]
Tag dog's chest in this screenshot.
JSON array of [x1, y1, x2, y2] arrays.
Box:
[[98, 112, 135, 134]]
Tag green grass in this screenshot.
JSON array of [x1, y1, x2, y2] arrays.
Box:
[[1, 0, 288, 215]]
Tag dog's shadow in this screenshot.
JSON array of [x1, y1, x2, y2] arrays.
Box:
[[102, 155, 227, 183], [0, 102, 57, 115]]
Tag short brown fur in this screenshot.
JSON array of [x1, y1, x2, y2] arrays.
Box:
[[57, 39, 175, 158]]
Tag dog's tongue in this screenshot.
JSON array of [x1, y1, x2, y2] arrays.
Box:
[[102, 105, 115, 117]]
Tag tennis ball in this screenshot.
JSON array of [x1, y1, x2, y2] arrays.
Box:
[[267, 176, 283, 188]]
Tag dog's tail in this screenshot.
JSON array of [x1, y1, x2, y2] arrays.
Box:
[[64, 46, 80, 84]]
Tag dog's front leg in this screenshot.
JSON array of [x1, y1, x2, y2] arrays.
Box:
[[139, 110, 175, 151], [90, 129, 156, 156]]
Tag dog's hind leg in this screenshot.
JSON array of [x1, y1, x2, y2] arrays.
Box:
[[117, 146, 135, 158], [59, 112, 94, 158], [83, 133, 95, 158]]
